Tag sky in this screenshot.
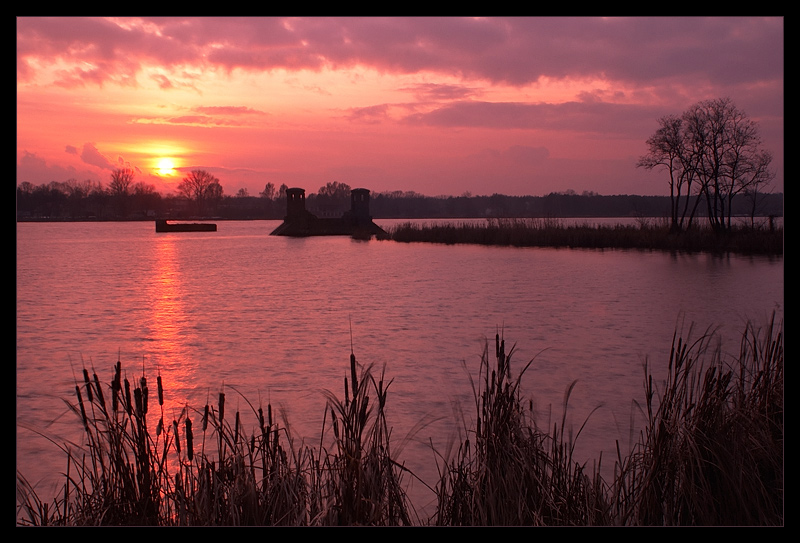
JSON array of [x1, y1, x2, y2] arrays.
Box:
[[16, 16, 784, 198]]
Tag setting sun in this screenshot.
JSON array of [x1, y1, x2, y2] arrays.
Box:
[[156, 158, 176, 176]]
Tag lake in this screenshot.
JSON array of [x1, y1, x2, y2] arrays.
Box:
[[16, 219, 784, 517]]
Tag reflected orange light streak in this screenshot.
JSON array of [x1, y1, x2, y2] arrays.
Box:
[[148, 235, 203, 432]]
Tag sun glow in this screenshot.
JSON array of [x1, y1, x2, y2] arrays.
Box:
[[156, 158, 176, 176]]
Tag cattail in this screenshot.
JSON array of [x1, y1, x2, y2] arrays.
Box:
[[93, 372, 106, 411], [134, 387, 143, 417], [173, 419, 181, 454], [156, 416, 163, 437], [124, 378, 132, 416], [202, 404, 209, 432], [185, 417, 194, 462], [331, 406, 339, 439], [157, 375, 164, 406], [359, 396, 369, 427], [112, 362, 121, 413], [350, 352, 358, 396], [218, 392, 225, 423], [234, 411, 240, 445], [83, 368, 93, 403], [141, 376, 148, 415], [75, 384, 88, 429]]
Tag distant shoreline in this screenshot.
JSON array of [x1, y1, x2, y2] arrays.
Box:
[[14, 213, 784, 223], [17, 216, 784, 256]]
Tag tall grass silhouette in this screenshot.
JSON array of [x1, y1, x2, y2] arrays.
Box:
[[17, 316, 783, 525]]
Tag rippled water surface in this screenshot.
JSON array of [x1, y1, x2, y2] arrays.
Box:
[[16, 220, 784, 514]]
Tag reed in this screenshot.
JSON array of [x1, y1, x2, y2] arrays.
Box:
[[314, 352, 413, 525], [16, 351, 413, 526], [16, 317, 783, 526], [387, 218, 784, 255], [611, 315, 784, 525], [433, 333, 610, 526]]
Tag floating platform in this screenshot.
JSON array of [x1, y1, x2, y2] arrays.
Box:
[[156, 219, 217, 233]]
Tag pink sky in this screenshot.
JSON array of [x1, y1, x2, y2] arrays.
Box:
[[16, 17, 784, 198]]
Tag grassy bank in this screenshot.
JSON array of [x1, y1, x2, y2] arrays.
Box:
[[386, 218, 784, 255], [17, 316, 783, 526]]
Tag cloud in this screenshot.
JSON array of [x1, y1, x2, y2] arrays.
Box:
[[400, 83, 481, 102], [17, 17, 783, 90], [345, 104, 391, 124], [402, 99, 661, 137], [130, 105, 270, 126], [193, 106, 267, 116], [79, 143, 115, 170], [18, 150, 81, 184]]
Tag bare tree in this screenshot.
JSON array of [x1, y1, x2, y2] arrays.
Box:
[[260, 182, 276, 200], [639, 98, 774, 233], [637, 115, 702, 232], [109, 168, 136, 197], [178, 170, 224, 216]]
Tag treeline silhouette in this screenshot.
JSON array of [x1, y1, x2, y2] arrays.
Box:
[[16, 181, 783, 222]]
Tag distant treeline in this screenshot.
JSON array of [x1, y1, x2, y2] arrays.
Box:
[[16, 180, 783, 222], [368, 191, 784, 220]]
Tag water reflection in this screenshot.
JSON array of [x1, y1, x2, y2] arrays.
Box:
[[149, 235, 189, 361], [146, 235, 203, 424]]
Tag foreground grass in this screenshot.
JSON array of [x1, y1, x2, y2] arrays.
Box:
[[17, 316, 783, 526], [387, 218, 784, 255]]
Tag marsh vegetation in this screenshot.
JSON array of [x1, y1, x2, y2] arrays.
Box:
[[386, 217, 783, 255], [17, 315, 783, 526]]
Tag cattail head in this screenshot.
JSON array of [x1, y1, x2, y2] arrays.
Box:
[[93, 373, 106, 411], [185, 417, 194, 462], [134, 387, 143, 417], [331, 406, 339, 439], [173, 419, 181, 454], [218, 392, 225, 423], [112, 363, 122, 412], [83, 368, 93, 403], [350, 353, 358, 396], [202, 404, 209, 432], [124, 378, 132, 416], [157, 375, 164, 406], [75, 385, 88, 430]]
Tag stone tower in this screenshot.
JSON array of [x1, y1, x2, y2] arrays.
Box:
[[285, 187, 306, 219], [350, 188, 371, 225]]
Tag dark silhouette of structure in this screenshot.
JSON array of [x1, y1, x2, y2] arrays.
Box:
[[156, 219, 217, 232], [270, 187, 387, 237]]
